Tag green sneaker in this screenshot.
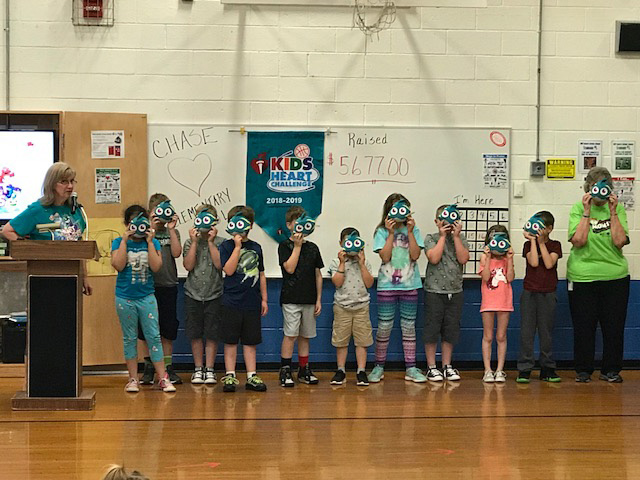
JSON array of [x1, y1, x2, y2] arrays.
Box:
[[246, 374, 267, 392], [516, 370, 531, 384], [368, 365, 384, 383], [222, 374, 239, 393], [404, 367, 427, 383]]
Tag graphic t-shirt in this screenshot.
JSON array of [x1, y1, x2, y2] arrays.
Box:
[[373, 225, 424, 291], [423, 232, 469, 294], [10, 200, 85, 240], [183, 236, 225, 302], [478, 256, 513, 312], [112, 237, 162, 299], [523, 239, 563, 293], [278, 240, 324, 305], [152, 228, 181, 288], [219, 239, 265, 311], [327, 257, 372, 310], [567, 202, 629, 282]]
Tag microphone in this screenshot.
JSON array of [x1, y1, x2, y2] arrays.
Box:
[[71, 192, 78, 214]]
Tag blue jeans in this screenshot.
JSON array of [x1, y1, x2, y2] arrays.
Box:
[[115, 294, 164, 363]]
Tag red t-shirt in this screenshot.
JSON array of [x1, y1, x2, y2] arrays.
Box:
[[522, 239, 563, 293]]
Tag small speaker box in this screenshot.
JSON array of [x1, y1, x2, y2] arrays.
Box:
[[616, 21, 640, 53]]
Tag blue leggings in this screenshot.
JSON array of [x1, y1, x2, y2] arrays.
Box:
[[115, 294, 164, 363]]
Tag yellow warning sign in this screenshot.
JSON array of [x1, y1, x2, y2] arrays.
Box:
[[546, 158, 575, 179]]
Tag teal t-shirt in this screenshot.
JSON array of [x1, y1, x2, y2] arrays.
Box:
[[567, 201, 629, 282], [373, 225, 424, 291], [10, 200, 85, 240], [112, 237, 162, 299]]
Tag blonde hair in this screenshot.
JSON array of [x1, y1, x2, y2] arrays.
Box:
[[196, 203, 217, 216], [40, 162, 76, 207], [101, 465, 149, 480], [148, 193, 169, 211]]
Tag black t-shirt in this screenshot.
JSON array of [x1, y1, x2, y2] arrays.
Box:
[[219, 239, 265, 311], [278, 240, 324, 305]]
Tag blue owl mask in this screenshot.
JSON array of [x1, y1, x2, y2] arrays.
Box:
[[524, 215, 546, 236], [387, 201, 410, 221], [293, 214, 316, 236], [129, 213, 151, 239], [342, 232, 365, 255], [590, 179, 612, 201], [152, 200, 175, 223], [194, 210, 218, 231], [488, 232, 510, 254], [226, 215, 251, 236], [438, 205, 460, 225]]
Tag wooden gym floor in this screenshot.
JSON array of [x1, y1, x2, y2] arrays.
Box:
[[0, 370, 639, 479]]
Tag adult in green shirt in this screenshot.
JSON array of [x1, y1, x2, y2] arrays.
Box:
[[568, 167, 629, 383]]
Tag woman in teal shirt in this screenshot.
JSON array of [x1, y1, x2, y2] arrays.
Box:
[[567, 167, 629, 383], [2, 162, 91, 294]]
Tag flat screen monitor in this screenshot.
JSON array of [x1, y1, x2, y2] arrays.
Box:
[[0, 131, 55, 221]]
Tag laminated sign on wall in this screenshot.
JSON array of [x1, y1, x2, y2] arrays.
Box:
[[91, 130, 125, 159]]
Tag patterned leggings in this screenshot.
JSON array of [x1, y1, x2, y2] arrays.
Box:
[[375, 289, 418, 368], [115, 294, 164, 363]]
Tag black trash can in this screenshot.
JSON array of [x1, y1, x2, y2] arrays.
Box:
[[2, 318, 26, 363]]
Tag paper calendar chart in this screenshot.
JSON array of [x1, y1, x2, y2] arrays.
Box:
[[459, 207, 509, 276]]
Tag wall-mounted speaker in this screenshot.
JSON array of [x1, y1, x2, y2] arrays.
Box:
[[616, 21, 640, 53]]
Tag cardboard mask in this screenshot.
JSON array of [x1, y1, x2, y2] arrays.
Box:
[[194, 210, 218, 231], [129, 213, 151, 239], [152, 200, 175, 223], [524, 214, 546, 236], [438, 204, 461, 225], [226, 215, 251, 236], [293, 214, 316, 236], [387, 201, 410, 221], [590, 179, 612, 201], [488, 232, 510, 254], [342, 232, 365, 255]]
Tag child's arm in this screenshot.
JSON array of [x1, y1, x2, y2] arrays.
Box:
[[207, 227, 222, 270], [406, 217, 421, 262], [222, 235, 243, 276], [426, 222, 449, 265], [479, 250, 491, 281], [146, 232, 163, 273], [282, 234, 303, 274], [331, 252, 347, 288], [524, 234, 539, 268], [167, 216, 182, 258], [183, 229, 198, 271], [452, 221, 470, 265], [538, 239, 559, 270], [314, 267, 323, 316], [358, 251, 375, 289], [259, 271, 268, 316], [111, 232, 131, 272], [506, 248, 515, 283], [378, 220, 395, 263]]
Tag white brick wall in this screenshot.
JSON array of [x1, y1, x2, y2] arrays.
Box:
[[3, 0, 640, 277]]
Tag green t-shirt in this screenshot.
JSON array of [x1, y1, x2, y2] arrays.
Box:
[[567, 201, 629, 282]]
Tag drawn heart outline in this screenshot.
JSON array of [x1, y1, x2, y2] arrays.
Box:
[[167, 153, 212, 197]]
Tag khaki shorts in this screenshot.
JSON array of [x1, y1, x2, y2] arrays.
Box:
[[331, 304, 373, 348]]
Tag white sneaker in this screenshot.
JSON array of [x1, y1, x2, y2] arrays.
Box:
[[494, 370, 507, 383], [191, 367, 205, 384], [125, 378, 139, 393], [158, 374, 176, 392], [426, 367, 444, 382], [443, 365, 461, 381], [204, 369, 217, 385], [483, 370, 495, 383]]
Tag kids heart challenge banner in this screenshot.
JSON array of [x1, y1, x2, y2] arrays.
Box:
[[247, 131, 324, 243]]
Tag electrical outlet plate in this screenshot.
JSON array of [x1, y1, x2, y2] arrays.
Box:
[[530, 161, 545, 177]]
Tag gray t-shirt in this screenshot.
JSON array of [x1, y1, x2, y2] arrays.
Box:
[[423, 232, 469, 294], [183, 235, 225, 302], [327, 257, 372, 310], [152, 228, 181, 287]]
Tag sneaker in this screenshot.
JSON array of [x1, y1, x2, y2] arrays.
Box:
[[191, 367, 205, 384], [356, 370, 369, 386], [330, 370, 346, 385], [125, 378, 140, 393], [140, 362, 155, 385], [158, 374, 176, 393], [369, 365, 385, 383], [494, 370, 507, 383], [204, 368, 217, 385], [246, 374, 267, 392], [404, 367, 427, 383], [222, 374, 239, 392], [443, 365, 461, 381], [426, 367, 444, 382], [279, 366, 295, 388], [483, 370, 495, 383], [516, 370, 531, 384], [166, 364, 183, 384], [575, 372, 591, 383], [599, 372, 623, 383], [540, 369, 561, 383], [298, 365, 319, 385]]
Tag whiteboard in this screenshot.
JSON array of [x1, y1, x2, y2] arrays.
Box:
[[148, 125, 510, 277]]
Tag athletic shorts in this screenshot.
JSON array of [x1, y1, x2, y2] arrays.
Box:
[[184, 296, 222, 341], [221, 305, 262, 346], [282, 303, 316, 338], [331, 304, 373, 348], [423, 291, 463, 345], [138, 286, 178, 341]]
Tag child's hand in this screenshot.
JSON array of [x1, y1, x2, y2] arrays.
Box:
[[150, 214, 163, 230], [507, 247, 515, 259], [233, 234, 243, 248], [608, 193, 619, 213], [406, 216, 415, 233], [292, 232, 304, 247], [437, 220, 449, 237], [452, 221, 462, 237], [483, 245, 491, 255], [188, 228, 198, 241], [167, 214, 179, 230], [208, 227, 218, 243], [523, 231, 537, 241], [145, 228, 156, 243], [582, 193, 593, 214], [261, 299, 268, 317], [314, 299, 322, 317], [122, 228, 133, 241], [358, 250, 366, 265], [337, 250, 347, 264], [384, 217, 396, 233]]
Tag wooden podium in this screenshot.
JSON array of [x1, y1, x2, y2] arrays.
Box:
[[10, 240, 98, 411]]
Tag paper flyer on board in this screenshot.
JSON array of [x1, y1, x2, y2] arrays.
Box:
[[612, 177, 635, 211], [612, 140, 635, 173], [482, 154, 508, 188], [91, 130, 125, 159], [95, 168, 121, 204], [578, 140, 602, 173]]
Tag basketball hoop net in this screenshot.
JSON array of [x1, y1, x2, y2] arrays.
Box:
[[353, 0, 397, 40]]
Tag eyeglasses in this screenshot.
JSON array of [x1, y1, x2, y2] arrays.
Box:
[[58, 179, 77, 186]]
